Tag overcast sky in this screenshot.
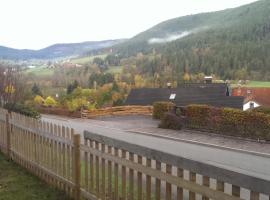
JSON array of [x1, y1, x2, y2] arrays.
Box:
[[0, 0, 257, 50]]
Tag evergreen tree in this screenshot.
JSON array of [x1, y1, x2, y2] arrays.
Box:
[[32, 83, 42, 96]]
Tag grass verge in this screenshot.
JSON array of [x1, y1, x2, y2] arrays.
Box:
[[0, 152, 71, 200]]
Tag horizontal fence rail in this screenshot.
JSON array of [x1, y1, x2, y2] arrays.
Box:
[[0, 108, 270, 200], [82, 131, 270, 200]]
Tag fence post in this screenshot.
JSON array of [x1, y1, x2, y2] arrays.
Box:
[[5, 113, 11, 159], [73, 134, 81, 200]]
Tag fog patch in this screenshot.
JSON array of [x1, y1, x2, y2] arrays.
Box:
[[148, 31, 191, 44]]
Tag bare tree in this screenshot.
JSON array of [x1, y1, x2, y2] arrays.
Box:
[[0, 64, 26, 108]]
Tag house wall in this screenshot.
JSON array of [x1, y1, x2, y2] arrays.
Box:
[[243, 101, 260, 111]]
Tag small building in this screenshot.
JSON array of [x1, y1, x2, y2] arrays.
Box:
[[243, 100, 260, 111], [125, 83, 244, 109]]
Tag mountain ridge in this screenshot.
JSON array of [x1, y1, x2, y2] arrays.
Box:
[[113, 0, 270, 80], [0, 39, 126, 60]]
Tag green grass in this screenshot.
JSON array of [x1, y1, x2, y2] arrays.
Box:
[[0, 152, 71, 200], [106, 66, 123, 74], [231, 81, 270, 88], [71, 54, 107, 64], [25, 66, 54, 77], [245, 81, 270, 88]]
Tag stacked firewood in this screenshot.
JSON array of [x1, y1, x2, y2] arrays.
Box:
[[81, 106, 153, 118]]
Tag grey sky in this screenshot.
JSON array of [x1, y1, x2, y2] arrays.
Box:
[[0, 0, 258, 49]]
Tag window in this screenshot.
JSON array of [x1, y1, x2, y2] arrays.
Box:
[[169, 93, 176, 100], [250, 102, 254, 109]]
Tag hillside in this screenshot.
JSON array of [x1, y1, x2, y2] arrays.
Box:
[[115, 0, 270, 80], [0, 39, 125, 60]]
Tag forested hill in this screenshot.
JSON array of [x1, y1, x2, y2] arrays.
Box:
[[0, 39, 125, 60], [115, 0, 270, 80]]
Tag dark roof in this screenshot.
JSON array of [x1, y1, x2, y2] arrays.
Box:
[[125, 84, 244, 109]]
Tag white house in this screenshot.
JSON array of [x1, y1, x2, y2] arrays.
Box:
[[243, 100, 260, 111]]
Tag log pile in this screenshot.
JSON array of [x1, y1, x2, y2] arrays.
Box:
[[81, 106, 153, 118]]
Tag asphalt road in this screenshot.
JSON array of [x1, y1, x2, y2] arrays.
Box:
[[42, 114, 270, 194]]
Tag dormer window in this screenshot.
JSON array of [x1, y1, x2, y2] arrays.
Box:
[[169, 94, 176, 100]]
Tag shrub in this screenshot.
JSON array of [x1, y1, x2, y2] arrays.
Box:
[[186, 105, 222, 130], [66, 98, 96, 112], [153, 101, 175, 119], [253, 106, 270, 115], [184, 105, 270, 141], [4, 103, 40, 119], [44, 96, 58, 107], [34, 95, 44, 105], [159, 112, 184, 130]]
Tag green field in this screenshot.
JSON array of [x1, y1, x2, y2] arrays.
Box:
[[71, 54, 107, 64], [232, 81, 270, 88], [106, 66, 123, 74], [25, 66, 54, 76], [0, 152, 71, 200]]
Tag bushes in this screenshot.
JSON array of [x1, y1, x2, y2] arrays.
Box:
[[44, 96, 58, 107], [4, 103, 40, 119], [34, 95, 44, 105], [159, 112, 184, 130], [185, 105, 270, 140], [253, 106, 270, 115], [153, 102, 175, 119], [159, 104, 270, 140]]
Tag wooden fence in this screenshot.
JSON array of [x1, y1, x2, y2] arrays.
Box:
[[0, 108, 270, 200], [81, 106, 153, 119]]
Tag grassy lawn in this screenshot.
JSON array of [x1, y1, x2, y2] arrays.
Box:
[[245, 81, 270, 88], [231, 81, 270, 88], [0, 152, 71, 200], [71, 54, 107, 64], [106, 66, 123, 74], [25, 66, 54, 77]]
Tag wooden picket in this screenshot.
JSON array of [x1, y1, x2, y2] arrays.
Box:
[[0, 109, 79, 200]]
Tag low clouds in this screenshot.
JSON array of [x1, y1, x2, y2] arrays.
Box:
[[148, 31, 191, 44]]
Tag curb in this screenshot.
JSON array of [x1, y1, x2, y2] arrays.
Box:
[[127, 129, 270, 159]]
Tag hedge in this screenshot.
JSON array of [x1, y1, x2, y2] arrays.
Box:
[[161, 104, 270, 141], [153, 101, 175, 119], [253, 106, 270, 115], [4, 103, 41, 119], [159, 112, 184, 130]]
